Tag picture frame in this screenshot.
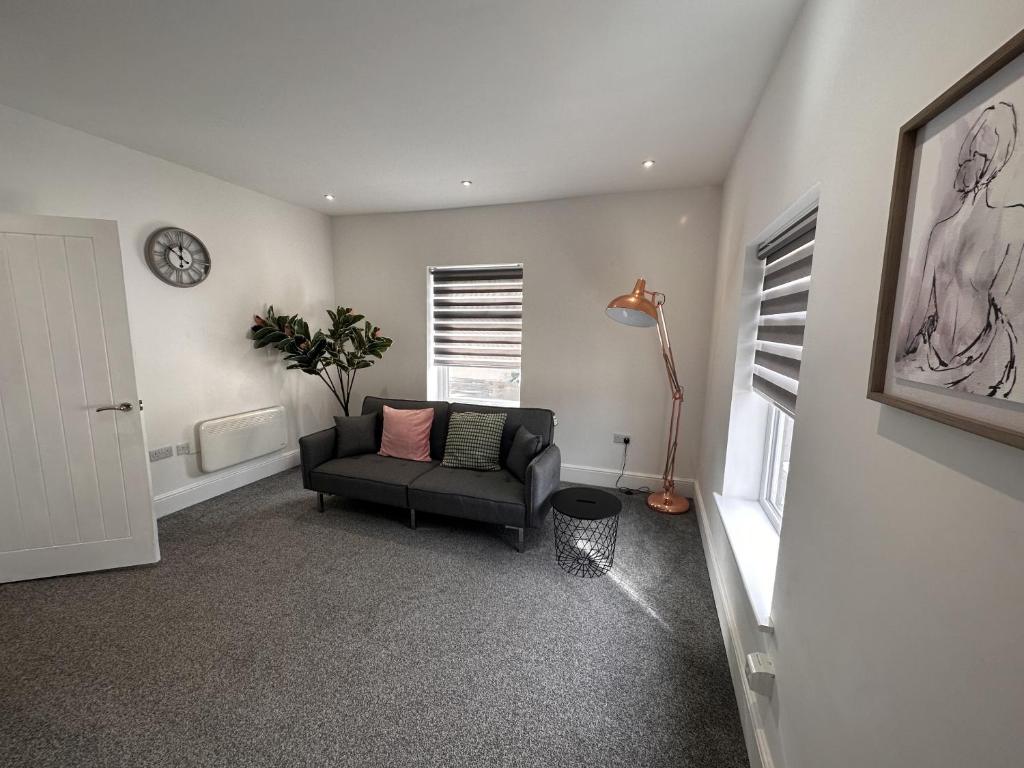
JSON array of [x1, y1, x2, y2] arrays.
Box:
[[868, 27, 1024, 451]]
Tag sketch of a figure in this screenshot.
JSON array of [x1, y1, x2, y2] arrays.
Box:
[[895, 101, 1024, 402]]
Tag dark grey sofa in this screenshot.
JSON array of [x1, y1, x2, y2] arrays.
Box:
[[298, 396, 561, 551]]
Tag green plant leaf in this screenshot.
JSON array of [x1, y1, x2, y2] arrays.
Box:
[[249, 303, 392, 405], [253, 330, 287, 348]]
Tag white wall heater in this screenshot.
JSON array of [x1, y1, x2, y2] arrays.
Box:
[[198, 405, 287, 473]]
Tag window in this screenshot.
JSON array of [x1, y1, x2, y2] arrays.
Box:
[[428, 264, 523, 406], [760, 405, 793, 530], [752, 208, 815, 527]]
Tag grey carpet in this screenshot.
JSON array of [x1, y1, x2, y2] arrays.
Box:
[[0, 468, 748, 768]]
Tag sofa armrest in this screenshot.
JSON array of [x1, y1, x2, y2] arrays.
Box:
[[524, 443, 561, 528], [299, 427, 335, 489]]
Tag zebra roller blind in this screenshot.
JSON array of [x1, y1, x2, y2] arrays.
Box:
[[430, 264, 523, 369], [752, 210, 816, 417]]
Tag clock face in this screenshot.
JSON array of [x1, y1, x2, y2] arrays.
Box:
[[144, 227, 211, 287]]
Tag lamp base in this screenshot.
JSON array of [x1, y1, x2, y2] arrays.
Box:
[[646, 490, 690, 515]]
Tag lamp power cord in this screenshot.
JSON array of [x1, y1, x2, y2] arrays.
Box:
[[614, 437, 651, 496]]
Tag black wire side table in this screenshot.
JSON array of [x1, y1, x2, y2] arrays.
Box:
[[551, 487, 622, 578]]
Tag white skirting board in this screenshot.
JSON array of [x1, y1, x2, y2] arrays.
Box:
[[560, 463, 695, 498], [692, 481, 779, 768], [152, 449, 299, 519]]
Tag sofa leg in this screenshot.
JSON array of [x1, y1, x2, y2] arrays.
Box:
[[409, 508, 416, 529], [317, 492, 325, 513], [505, 525, 524, 552]]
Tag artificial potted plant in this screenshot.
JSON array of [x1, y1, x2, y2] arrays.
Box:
[[249, 305, 393, 416]]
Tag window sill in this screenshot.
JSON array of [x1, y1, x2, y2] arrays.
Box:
[[712, 493, 779, 632]]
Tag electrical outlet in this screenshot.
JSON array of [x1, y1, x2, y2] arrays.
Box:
[[149, 446, 173, 462], [175, 442, 191, 456], [613, 433, 631, 444]]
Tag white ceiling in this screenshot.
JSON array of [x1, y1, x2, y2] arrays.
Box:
[[0, 0, 803, 214]]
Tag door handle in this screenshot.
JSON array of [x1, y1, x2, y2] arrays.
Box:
[[96, 402, 134, 413]]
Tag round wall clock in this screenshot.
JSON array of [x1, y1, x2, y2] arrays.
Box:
[[144, 227, 211, 287]]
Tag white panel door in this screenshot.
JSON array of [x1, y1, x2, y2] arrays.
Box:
[[0, 214, 158, 582]]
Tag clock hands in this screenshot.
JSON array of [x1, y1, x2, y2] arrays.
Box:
[[166, 244, 190, 268]]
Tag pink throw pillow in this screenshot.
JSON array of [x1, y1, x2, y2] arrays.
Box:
[[378, 406, 433, 462]]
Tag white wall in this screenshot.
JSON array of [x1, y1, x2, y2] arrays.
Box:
[[332, 188, 721, 483], [0, 104, 337, 512], [698, 2, 1024, 768]]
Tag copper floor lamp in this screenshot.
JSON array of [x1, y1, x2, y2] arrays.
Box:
[[606, 278, 690, 514]]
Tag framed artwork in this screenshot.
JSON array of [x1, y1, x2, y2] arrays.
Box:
[[869, 28, 1024, 450]]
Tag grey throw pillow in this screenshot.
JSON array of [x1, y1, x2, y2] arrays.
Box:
[[442, 411, 507, 471], [334, 413, 378, 458], [506, 425, 543, 482]]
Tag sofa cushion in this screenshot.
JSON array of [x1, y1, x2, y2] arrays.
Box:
[[379, 405, 433, 462], [334, 413, 378, 458], [449, 402, 555, 463], [362, 396, 450, 460], [506, 425, 543, 482], [310, 454, 439, 508], [441, 411, 506, 471], [408, 466, 525, 527]]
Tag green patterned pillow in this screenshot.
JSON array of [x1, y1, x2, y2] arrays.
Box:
[[442, 411, 507, 471]]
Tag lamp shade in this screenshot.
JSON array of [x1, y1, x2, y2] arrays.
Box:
[[606, 278, 658, 327]]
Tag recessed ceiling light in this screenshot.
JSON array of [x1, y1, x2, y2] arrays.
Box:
[[642, 159, 656, 169], [323, 193, 335, 201], [461, 180, 473, 187]]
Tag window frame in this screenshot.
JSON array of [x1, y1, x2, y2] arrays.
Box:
[[430, 364, 522, 408], [759, 404, 793, 533], [426, 263, 523, 407], [759, 406, 784, 532], [750, 202, 816, 535]]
